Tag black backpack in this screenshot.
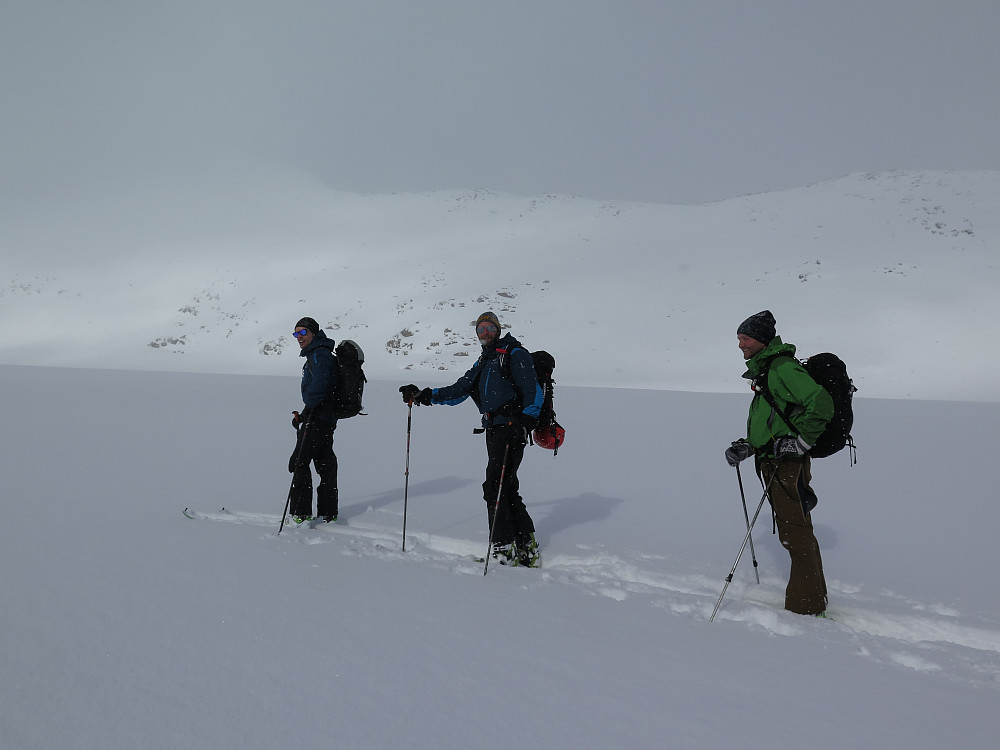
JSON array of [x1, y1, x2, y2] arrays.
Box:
[[330, 340, 367, 419], [528, 351, 565, 454], [758, 352, 856, 460]]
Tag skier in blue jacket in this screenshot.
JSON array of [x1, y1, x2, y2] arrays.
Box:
[[400, 312, 543, 566], [289, 316, 339, 523]]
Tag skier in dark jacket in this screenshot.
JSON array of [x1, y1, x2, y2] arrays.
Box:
[[400, 312, 544, 566], [289, 316, 339, 523], [724, 310, 833, 616]]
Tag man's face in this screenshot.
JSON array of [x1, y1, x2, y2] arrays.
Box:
[[737, 333, 766, 360], [294, 327, 314, 349], [477, 322, 498, 347]]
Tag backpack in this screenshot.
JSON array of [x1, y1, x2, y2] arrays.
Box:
[[330, 339, 367, 419], [528, 351, 565, 455], [758, 352, 856, 460]]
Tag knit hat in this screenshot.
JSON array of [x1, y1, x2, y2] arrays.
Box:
[[295, 316, 320, 335], [737, 310, 776, 344], [475, 311, 501, 335]]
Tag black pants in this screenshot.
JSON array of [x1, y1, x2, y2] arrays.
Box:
[[289, 420, 338, 518], [483, 424, 534, 544]]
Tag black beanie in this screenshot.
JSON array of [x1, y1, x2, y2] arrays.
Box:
[[295, 317, 320, 335], [737, 310, 776, 344]]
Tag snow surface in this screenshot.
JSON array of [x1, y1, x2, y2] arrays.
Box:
[[2, 171, 999, 748], [1, 364, 998, 749]]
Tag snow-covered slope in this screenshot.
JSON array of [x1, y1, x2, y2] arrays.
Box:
[[2, 169, 997, 400], [1, 364, 997, 749]]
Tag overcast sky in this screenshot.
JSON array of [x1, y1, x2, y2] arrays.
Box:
[[3, 1, 1000, 205]]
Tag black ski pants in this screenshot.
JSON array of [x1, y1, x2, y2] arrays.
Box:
[[289, 419, 338, 518], [483, 424, 534, 545]]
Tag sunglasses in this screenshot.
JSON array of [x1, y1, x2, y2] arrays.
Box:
[[292, 329, 312, 339], [476, 323, 498, 336]]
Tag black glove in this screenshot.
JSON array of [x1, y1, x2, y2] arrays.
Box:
[[725, 439, 754, 467], [773, 436, 810, 459], [291, 411, 302, 429], [519, 413, 539, 431], [400, 385, 432, 405]]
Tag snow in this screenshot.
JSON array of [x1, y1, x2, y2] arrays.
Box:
[[1, 364, 998, 749], [2, 170, 999, 748], [2, 168, 998, 401]]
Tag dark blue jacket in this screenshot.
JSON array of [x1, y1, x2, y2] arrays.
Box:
[[431, 333, 543, 428], [300, 330, 339, 423]]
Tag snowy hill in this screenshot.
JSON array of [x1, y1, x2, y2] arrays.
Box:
[[2, 169, 998, 400]]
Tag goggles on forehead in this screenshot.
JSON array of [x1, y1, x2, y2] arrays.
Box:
[[476, 322, 498, 336]]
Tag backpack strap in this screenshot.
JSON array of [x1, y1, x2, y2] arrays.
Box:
[[754, 356, 800, 440]]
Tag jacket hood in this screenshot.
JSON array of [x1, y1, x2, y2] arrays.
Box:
[[742, 336, 796, 380], [300, 329, 335, 356]]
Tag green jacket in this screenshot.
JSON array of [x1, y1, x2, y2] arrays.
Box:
[[743, 337, 834, 456]]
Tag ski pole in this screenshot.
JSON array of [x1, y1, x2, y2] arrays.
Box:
[[278, 418, 311, 535], [402, 401, 413, 551], [483, 441, 511, 576], [710, 463, 780, 621], [736, 464, 760, 584], [710, 491, 767, 622]]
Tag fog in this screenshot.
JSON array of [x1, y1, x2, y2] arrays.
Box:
[[4, 1, 999, 206]]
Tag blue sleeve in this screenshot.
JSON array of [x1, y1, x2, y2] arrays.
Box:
[[430, 361, 480, 406], [510, 349, 543, 419], [303, 349, 337, 408]]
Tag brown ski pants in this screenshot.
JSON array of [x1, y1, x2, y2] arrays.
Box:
[[758, 457, 828, 615]]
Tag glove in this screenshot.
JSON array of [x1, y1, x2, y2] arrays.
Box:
[[415, 388, 433, 406], [725, 439, 754, 467], [291, 411, 302, 429], [773, 435, 811, 459], [400, 384, 420, 404], [519, 413, 539, 431]]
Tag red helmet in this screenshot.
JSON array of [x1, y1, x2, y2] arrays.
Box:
[[533, 424, 565, 451]]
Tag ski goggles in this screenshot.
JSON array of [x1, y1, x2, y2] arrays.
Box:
[[476, 322, 498, 336], [292, 329, 312, 339]]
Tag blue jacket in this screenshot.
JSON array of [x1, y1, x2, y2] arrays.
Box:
[[431, 334, 544, 428], [300, 330, 339, 423]]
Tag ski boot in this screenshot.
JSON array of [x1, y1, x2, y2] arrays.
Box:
[[513, 533, 540, 568], [491, 542, 516, 565]]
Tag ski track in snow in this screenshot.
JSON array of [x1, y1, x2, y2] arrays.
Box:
[[186, 505, 1000, 690]]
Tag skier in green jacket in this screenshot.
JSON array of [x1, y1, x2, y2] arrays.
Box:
[[725, 310, 833, 616]]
